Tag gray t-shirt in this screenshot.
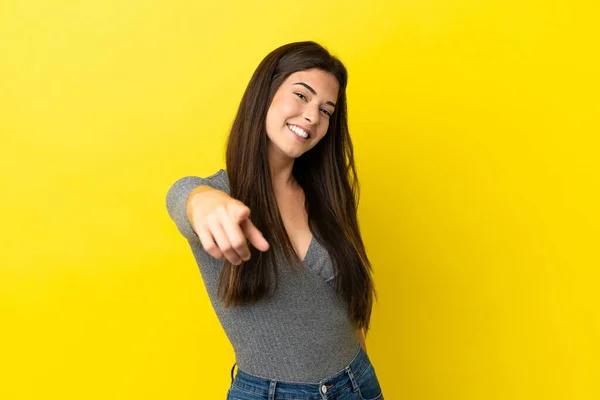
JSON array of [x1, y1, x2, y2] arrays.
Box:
[[165, 169, 360, 383]]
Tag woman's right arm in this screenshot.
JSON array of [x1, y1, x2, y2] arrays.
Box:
[[167, 180, 270, 265]]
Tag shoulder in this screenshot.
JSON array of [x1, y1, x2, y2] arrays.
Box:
[[201, 169, 230, 195], [167, 169, 230, 199], [204, 168, 228, 184]]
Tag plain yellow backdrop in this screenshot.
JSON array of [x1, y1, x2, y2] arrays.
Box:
[[1, 1, 598, 399]]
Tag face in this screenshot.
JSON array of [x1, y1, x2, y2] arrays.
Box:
[[265, 68, 340, 160]]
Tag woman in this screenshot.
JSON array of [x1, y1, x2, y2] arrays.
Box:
[[166, 41, 383, 399]]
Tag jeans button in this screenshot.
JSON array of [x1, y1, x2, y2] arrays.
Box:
[[321, 384, 327, 394]]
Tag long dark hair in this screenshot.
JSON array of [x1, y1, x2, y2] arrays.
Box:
[[219, 41, 376, 334]]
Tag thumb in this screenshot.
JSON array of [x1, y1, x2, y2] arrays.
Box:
[[227, 201, 250, 223]]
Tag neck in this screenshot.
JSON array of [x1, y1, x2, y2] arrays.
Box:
[[268, 144, 298, 192]]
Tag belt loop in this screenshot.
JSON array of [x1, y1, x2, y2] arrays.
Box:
[[268, 379, 277, 400], [345, 366, 359, 392], [230, 363, 237, 383]]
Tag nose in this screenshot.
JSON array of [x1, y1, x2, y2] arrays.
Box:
[[303, 104, 319, 126]]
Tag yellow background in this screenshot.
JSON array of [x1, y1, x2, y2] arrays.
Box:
[[1, 1, 598, 399]]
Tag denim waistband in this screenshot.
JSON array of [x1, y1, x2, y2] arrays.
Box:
[[229, 345, 370, 399]]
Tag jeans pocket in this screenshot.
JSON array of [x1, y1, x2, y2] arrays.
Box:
[[356, 363, 383, 400]]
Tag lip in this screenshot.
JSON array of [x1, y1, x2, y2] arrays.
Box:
[[287, 124, 309, 142], [286, 123, 312, 138]]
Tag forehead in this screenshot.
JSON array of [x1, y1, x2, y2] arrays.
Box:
[[284, 69, 340, 100]]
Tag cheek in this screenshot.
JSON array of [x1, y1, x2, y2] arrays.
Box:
[[267, 97, 296, 125], [318, 119, 330, 136], [265, 102, 281, 129], [280, 98, 299, 117]]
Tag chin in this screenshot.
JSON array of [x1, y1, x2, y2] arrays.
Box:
[[287, 150, 305, 159]]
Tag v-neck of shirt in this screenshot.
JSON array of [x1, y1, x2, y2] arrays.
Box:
[[301, 235, 315, 263]]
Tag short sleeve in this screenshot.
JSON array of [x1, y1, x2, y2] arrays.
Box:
[[165, 169, 230, 241]]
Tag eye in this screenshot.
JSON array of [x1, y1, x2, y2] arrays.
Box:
[[294, 92, 308, 101], [320, 108, 332, 117]]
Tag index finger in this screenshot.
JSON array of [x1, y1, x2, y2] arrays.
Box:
[[240, 218, 270, 252], [218, 206, 252, 261]]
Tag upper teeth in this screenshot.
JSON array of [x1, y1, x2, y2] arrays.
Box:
[[288, 124, 308, 138]]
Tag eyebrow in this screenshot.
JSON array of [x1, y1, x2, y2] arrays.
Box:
[[293, 82, 336, 108]]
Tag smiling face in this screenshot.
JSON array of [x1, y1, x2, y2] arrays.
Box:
[[265, 68, 340, 160]]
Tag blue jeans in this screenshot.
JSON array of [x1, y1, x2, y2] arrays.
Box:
[[227, 347, 384, 399]]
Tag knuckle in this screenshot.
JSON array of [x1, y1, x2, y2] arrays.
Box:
[[231, 239, 246, 249], [203, 242, 216, 252], [234, 201, 248, 211], [196, 220, 209, 231]]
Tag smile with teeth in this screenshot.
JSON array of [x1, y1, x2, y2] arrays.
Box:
[[287, 124, 309, 139]]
